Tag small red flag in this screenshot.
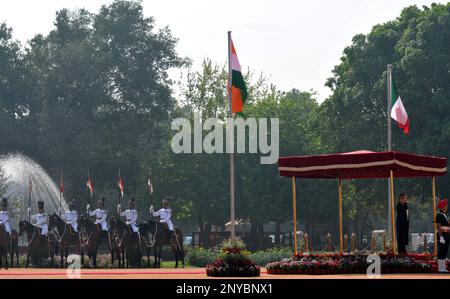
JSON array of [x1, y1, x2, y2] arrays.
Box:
[[60, 172, 64, 194], [86, 176, 94, 197]]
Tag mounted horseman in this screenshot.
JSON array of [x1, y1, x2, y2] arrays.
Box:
[[49, 199, 80, 267], [20, 200, 57, 267], [80, 197, 111, 268], [0, 198, 11, 268], [88, 197, 109, 239], [150, 198, 178, 244], [120, 197, 139, 237], [110, 197, 141, 268], [142, 197, 184, 268], [62, 199, 79, 237], [0, 198, 19, 268]]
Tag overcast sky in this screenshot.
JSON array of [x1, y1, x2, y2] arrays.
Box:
[[1, 0, 446, 102]]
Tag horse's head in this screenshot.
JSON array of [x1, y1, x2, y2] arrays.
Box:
[[78, 215, 91, 230], [109, 217, 125, 234], [49, 213, 63, 229], [19, 220, 31, 236], [138, 222, 149, 234]]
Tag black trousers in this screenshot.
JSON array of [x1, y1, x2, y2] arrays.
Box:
[[398, 240, 407, 253], [438, 235, 449, 259]]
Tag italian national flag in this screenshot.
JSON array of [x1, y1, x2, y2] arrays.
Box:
[[390, 78, 409, 135], [229, 36, 248, 113]]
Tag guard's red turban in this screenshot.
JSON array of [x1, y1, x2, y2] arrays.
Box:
[[437, 199, 448, 210]]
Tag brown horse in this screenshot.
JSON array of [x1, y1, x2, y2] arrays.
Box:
[[49, 213, 80, 268], [18, 220, 57, 267], [139, 221, 184, 268], [78, 215, 111, 268], [109, 217, 141, 268], [0, 224, 10, 269], [9, 229, 19, 268]]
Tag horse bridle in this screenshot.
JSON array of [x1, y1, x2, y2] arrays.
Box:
[[79, 221, 95, 247], [143, 222, 157, 248], [51, 219, 67, 244]]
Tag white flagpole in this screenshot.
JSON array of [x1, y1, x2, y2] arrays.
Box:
[[387, 64, 393, 241], [228, 31, 236, 240], [59, 171, 63, 217]]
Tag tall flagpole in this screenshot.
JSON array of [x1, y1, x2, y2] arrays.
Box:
[[387, 64, 393, 241], [59, 171, 63, 217], [228, 31, 236, 240], [118, 168, 122, 216], [28, 178, 32, 222]]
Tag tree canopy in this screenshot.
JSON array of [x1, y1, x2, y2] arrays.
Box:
[[0, 1, 449, 248]]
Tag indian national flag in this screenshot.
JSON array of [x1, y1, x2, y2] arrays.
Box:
[[86, 175, 94, 197], [118, 175, 124, 197], [390, 78, 409, 135], [229, 36, 248, 113]]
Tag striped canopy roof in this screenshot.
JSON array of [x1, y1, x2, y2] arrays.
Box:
[[278, 150, 447, 179]]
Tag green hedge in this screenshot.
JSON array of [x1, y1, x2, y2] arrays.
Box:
[[186, 247, 293, 267], [249, 247, 293, 266]]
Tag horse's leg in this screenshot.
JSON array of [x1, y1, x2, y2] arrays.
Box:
[[93, 248, 97, 269], [80, 248, 84, 267], [60, 246, 64, 268], [10, 248, 14, 268], [122, 248, 126, 268], [25, 251, 30, 268], [178, 238, 185, 268], [65, 247, 69, 268], [158, 246, 162, 268], [49, 240, 54, 267], [4, 247, 9, 270], [110, 246, 114, 268], [153, 246, 157, 268], [174, 247, 179, 269]]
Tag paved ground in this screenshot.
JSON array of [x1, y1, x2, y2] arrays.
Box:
[[1, 268, 450, 279]]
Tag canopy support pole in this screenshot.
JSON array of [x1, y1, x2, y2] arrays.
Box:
[[389, 171, 397, 254], [292, 176, 298, 254], [432, 176, 437, 257], [338, 178, 343, 254]]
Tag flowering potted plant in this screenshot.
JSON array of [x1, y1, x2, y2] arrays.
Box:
[[207, 238, 260, 277]]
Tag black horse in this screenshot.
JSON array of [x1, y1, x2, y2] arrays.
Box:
[[18, 220, 57, 268], [0, 227, 19, 269], [78, 215, 108, 268], [109, 217, 141, 268], [9, 229, 19, 268], [49, 213, 80, 268], [139, 221, 185, 268]]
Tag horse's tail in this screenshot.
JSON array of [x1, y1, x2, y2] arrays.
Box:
[[175, 228, 185, 258], [52, 235, 59, 255]]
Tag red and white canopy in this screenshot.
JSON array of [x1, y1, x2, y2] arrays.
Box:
[[278, 150, 447, 179]]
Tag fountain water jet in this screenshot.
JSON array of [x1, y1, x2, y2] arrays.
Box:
[[0, 153, 68, 226]]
